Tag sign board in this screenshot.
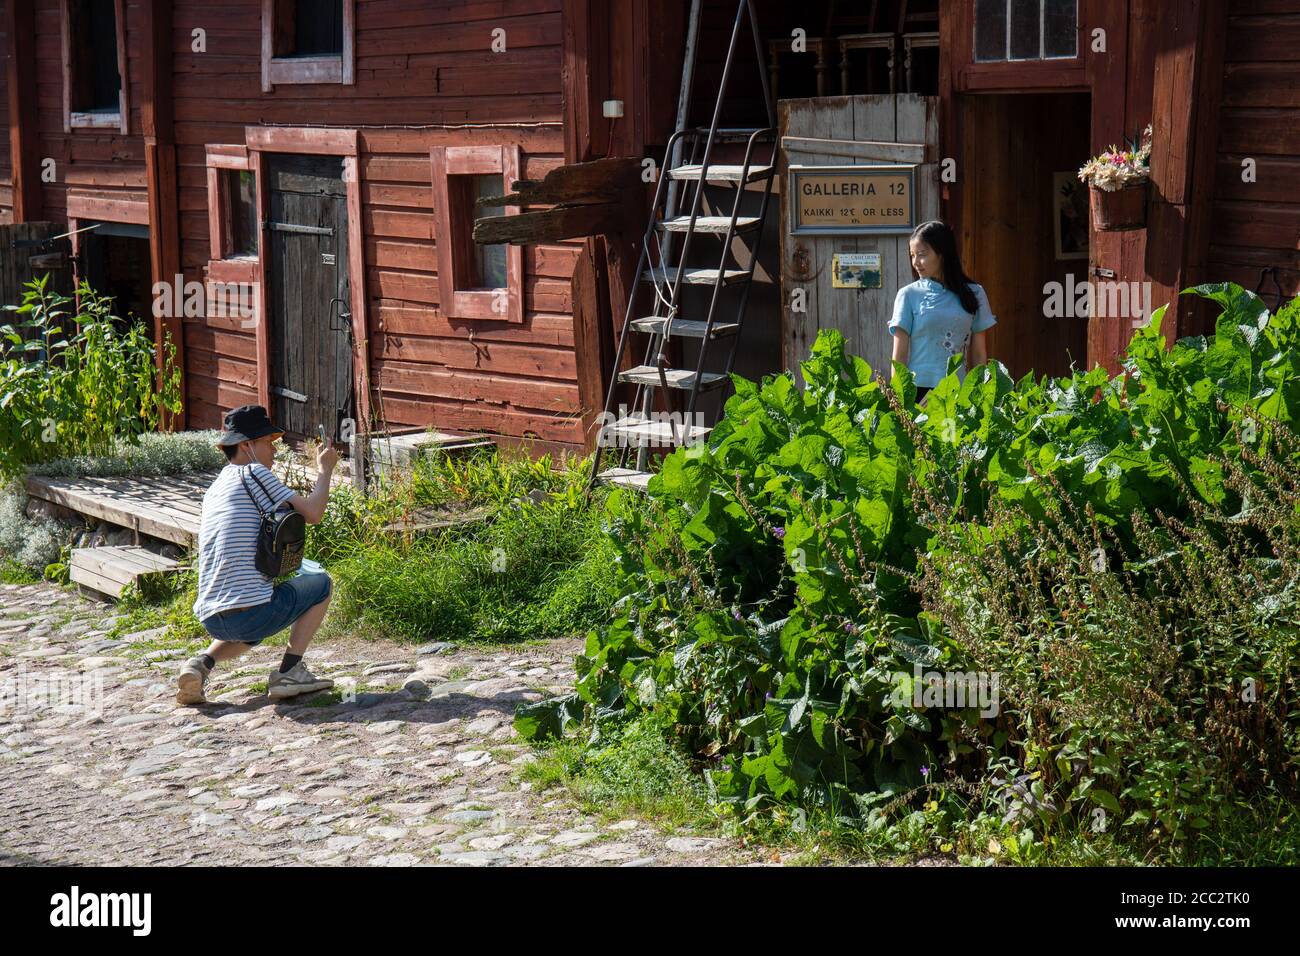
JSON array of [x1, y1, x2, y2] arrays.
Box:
[[788, 164, 915, 236], [831, 253, 883, 289]]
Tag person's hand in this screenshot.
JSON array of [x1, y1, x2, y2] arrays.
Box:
[[316, 438, 339, 473]]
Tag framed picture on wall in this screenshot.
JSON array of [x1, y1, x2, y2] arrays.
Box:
[[1054, 172, 1090, 260]]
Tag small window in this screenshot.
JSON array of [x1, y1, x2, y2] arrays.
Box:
[[278, 0, 344, 57], [62, 0, 128, 132], [974, 0, 1077, 62], [467, 174, 508, 289], [430, 145, 524, 323], [262, 0, 355, 91], [223, 170, 259, 259]]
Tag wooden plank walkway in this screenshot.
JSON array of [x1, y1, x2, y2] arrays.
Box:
[[25, 471, 219, 547]]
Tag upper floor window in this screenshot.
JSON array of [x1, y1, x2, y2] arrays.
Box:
[[974, 0, 1077, 62], [62, 0, 128, 132], [262, 0, 355, 91]]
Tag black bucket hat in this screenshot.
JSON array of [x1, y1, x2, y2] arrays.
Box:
[[218, 404, 285, 446]]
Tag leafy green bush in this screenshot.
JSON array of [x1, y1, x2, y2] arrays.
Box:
[[0, 276, 182, 478], [521, 283, 1300, 860]]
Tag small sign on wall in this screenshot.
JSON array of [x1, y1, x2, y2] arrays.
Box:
[[789, 164, 915, 235], [831, 253, 883, 289]]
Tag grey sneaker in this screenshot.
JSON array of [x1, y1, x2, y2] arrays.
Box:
[[268, 662, 334, 699], [176, 655, 212, 705]]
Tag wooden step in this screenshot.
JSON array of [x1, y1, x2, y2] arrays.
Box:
[[630, 316, 739, 338], [659, 215, 761, 234], [670, 164, 774, 183], [689, 127, 774, 142], [640, 266, 749, 286], [598, 468, 654, 492], [70, 545, 183, 600], [599, 414, 710, 447], [617, 365, 729, 390], [369, 430, 496, 473]]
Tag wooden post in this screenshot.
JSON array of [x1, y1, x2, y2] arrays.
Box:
[[1145, 0, 1228, 339], [5, 0, 42, 222], [140, 0, 185, 430]]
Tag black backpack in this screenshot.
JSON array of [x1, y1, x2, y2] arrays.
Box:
[[239, 465, 306, 578]]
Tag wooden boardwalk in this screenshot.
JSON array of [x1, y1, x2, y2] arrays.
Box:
[[25, 471, 219, 547]]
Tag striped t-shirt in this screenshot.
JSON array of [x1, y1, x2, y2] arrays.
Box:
[[192, 463, 297, 622]]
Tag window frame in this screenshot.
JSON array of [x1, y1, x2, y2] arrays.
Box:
[[261, 0, 356, 93], [205, 145, 260, 272], [430, 145, 524, 324], [951, 0, 1085, 92], [973, 0, 1079, 63], [60, 0, 130, 134]]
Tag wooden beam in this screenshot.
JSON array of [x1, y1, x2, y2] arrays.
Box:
[[474, 202, 630, 246], [142, 0, 184, 431], [5, 0, 41, 220], [477, 157, 642, 208]]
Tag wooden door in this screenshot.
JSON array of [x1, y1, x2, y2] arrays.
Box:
[[0, 222, 74, 307], [266, 154, 353, 442], [779, 94, 940, 379]]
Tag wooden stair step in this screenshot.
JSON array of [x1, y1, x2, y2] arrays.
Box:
[[599, 414, 710, 447], [598, 468, 654, 492], [639, 266, 750, 286], [630, 316, 739, 338], [617, 365, 729, 390], [669, 164, 774, 183], [658, 215, 761, 234], [70, 545, 183, 600]]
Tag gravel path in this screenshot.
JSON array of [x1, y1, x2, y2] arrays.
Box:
[[0, 580, 767, 867]]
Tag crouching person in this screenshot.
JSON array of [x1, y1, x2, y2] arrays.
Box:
[[176, 404, 338, 705]]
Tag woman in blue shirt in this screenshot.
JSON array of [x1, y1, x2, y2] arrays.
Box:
[[889, 220, 997, 403]]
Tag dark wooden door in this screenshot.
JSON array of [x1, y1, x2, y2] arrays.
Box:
[[266, 154, 353, 442], [0, 222, 74, 307]]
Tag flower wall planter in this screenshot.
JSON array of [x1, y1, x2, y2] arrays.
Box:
[[1090, 181, 1149, 231]]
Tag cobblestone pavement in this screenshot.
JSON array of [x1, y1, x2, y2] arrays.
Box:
[[0, 581, 768, 867]]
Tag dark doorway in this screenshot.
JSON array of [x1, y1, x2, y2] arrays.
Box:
[[78, 221, 151, 326], [265, 153, 354, 445], [957, 91, 1091, 380]]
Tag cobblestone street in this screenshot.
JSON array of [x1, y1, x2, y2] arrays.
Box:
[[0, 581, 764, 867]]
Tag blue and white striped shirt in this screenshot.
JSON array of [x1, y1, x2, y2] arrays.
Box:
[[192, 463, 296, 622]]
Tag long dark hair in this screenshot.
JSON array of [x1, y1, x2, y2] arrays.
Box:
[[911, 220, 979, 315]]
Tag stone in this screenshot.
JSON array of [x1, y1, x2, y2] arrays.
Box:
[[665, 837, 723, 854], [416, 642, 456, 656], [444, 809, 496, 824], [366, 825, 408, 840], [551, 829, 600, 848]]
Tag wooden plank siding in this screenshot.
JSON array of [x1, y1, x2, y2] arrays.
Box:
[[169, 0, 585, 450], [0, 1, 11, 223], [1205, 3, 1300, 307], [30, 0, 150, 226]]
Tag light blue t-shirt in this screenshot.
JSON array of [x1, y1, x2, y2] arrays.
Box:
[[889, 278, 996, 388]]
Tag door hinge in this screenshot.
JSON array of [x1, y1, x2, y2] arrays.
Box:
[[271, 385, 308, 403]]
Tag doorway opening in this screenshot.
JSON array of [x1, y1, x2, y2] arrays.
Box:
[[77, 221, 152, 327], [956, 91, 1091, 381]]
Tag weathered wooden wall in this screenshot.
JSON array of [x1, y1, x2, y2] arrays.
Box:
[[169, 0, 583, 450], [1206, 0, 1300, 307], [32, 0, 150, 226], [0, 1, 12, 223]]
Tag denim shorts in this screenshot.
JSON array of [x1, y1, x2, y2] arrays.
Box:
[[200, 570, 332, 645]]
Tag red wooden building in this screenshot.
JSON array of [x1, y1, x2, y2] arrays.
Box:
[[1, 1, 1297, 459]]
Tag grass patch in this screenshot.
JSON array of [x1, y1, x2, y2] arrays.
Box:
[[0, 558, 41, 585], [521, 713, 717, 832]]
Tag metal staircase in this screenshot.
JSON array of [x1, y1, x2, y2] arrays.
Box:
[[590, 0, 777, 493]]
